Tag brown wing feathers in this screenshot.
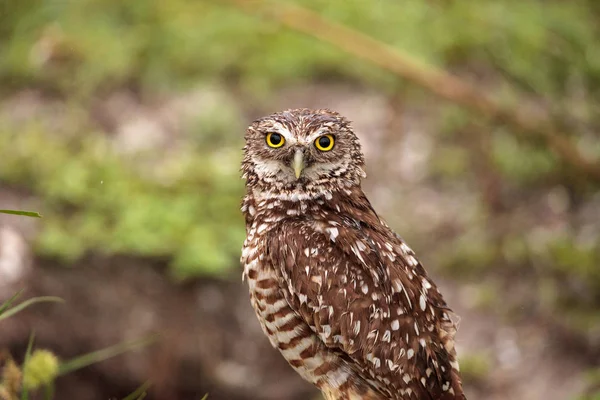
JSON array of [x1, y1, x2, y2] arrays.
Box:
[[242, 108, 465, 399], [266, 190, 464, 399]]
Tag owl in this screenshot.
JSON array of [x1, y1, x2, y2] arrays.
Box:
[[240, 108, 465, 400]]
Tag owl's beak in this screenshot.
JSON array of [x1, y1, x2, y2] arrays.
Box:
[[293, 149, 305, 179]]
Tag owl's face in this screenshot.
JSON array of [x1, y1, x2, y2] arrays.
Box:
[[242, 108, 365, 192]]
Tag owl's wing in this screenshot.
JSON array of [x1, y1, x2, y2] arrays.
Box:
[[266, 216, 464, 399]]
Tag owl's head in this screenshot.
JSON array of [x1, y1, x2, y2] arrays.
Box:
[[242, 108, 366, 193]]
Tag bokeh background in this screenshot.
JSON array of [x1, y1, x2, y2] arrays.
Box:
[[1, 0, 599, 399]]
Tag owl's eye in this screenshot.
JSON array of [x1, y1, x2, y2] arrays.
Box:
[[266, 132, 285, 148], [315, 134, 335, 151]]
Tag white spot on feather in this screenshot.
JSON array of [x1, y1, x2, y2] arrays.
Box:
[[371, 357, 381, 368], [353, 321, 361, 335], [256, 223, 268, 233], [392, 279, 403, 293], [451, 360, 460, 371], [382, 330, 391, 342], [407, 255, 419, 266], [400, 242, 412, 254], [326, 367, 350, 388], [327, 227, 339, 241]]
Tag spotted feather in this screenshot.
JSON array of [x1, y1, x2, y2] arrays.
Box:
[[241, 108, 465, 399]]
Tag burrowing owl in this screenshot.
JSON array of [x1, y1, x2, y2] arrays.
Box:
[[240, 108, 465, 399]]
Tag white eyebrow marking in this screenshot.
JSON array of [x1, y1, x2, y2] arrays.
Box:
[[269, 123, 297, 144], [306, 128, 332, 142]]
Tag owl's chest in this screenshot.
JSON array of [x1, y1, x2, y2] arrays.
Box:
[[241, 228, 330, 383], [241, 231, 292, 346], [240, 214, 329, 322]]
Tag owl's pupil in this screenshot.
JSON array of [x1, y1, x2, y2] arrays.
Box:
[[270, 133, 282, 145], [318, 136, 331, 148]]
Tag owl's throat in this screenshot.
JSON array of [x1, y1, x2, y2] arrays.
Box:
[[242, 183, 368, 230]]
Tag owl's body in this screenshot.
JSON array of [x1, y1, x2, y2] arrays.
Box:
[[241, 109, 465, 399]]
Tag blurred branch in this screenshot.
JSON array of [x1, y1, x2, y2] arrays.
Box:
[[230, 0, 600, 182], [483, 48, 598, 138]]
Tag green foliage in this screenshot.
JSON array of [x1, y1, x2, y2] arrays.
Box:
[[578, 368, 600, 400], [433, 225, 499, 278], [0, 210, 41, 218], [0, 0, 598, 102], [121, 382, 151, 400], [491, 132, 558, 183], [578, 394, 600, 400], [0, 128, 244, 279], [0, 291, 64, 322], [458, 352, 492, 384], [0, 296, 64, 322], [57, 335, 159, 376], [0, 291, 158, 400], [1, 0, 598, 280], [22, 350, 59, 391]]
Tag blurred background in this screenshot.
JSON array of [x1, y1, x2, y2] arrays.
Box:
[[1, 0, 599, 399]]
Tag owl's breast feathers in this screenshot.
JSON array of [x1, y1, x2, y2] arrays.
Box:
[[242, 187, 465, 399]]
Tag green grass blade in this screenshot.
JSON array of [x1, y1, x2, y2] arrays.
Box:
[[21, 331, 36, 400], [0, 297, 64, 321], [0, 210, 42, 218], [122, 380, 151, 400], [58, 334, 159, 376], [0, 289, 24, 316], [44, 383, 55, 400], [200, 395, 209, 400]]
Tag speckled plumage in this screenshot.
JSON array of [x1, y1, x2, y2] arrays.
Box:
[[240, 108, 465, 399]]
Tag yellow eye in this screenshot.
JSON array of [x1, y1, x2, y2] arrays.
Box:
[[266, 132, 285, 148], [314, 134, 335, 151]]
